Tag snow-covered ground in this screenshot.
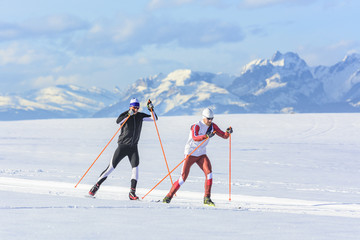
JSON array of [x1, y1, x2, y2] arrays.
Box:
[[1, 113, 360, 239]]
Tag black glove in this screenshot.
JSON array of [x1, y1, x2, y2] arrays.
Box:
[[206, 131, 216, 138], [226, 127, 233, 134], [147, 99, 154, 111], [128, 109, 135, 116]]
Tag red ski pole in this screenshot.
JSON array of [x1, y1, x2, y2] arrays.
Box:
[[142, 134, 213, 199], [229, 132, 232, 201], [149, 101, 174, 187], [74, 115, 130, 188]]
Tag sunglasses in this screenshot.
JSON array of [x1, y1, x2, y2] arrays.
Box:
[[206, 117, 214, 120], [131, 106, 139, 110]]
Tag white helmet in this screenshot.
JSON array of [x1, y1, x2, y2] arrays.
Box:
[[129, 98, 140, 108], [202, 108, 214, 119]]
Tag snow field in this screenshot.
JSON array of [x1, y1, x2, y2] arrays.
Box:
[[1, 113, 360, 239]]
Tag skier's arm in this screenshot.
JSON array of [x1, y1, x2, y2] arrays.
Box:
[[191, 124, 208, 141], [143, 110, 158, 121], [213, 123, 230, 139], [153, 110, 158, 121], [116, 111, 129, 124], [143, 99, 158, 121]]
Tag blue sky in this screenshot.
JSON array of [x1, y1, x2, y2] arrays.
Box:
[[0, 0, 359, 92]]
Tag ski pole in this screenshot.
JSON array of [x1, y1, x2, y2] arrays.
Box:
[[74, 115, 130, 188], [141, 134, 212, 199], [148, 101, 175, 187], [229, 131, 232, 201]]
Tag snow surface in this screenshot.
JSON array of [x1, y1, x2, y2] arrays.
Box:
[[1, 113, 360, 239]]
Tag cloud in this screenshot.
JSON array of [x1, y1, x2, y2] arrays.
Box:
[[71, 15, 245, 56], [0, 22, 23, 40], [0, 12, 246, 92], [147, 0, 235, 10], [0, 15, 89, 41], [0, 44, 38, 65], [147, 0, 197, 10], [32, 75, 80, 88], [240, 0, 315, 8], [24, 15, 89, 34], [247, 25, 268, 37], [297, 40, 360, 67], [1, 12, 245, 57], [328, 40, 356, 50], [141, 18, 245, 47]]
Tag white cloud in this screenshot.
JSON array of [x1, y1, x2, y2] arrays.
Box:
[[0, 15, 89, 42], [32, 75, 80, 88], [147, 0, 163, 9], [1, 11, 246, 59], [89, 24, 102, 34], [70, 15, 245, 56], [26, 15, 89, 34], [0, 23, 21, 39], [137, 57, 149, 65], [0, 44, 37, 65], [297, 40, 360, 67], [147, 0, 194, 10], [328, 40, 355, 50], [147, 0, 231, 10], [112, 18, 142, 41], [240, 0, 314, 8]]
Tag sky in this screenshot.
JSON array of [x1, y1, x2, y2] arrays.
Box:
[[0, 0, 359, 93]]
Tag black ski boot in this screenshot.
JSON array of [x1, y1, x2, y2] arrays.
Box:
[[89, 183, 100, 197], [163, 196, 172, 203], [129, 188, 139, 200], [204, 196, 215, 207]]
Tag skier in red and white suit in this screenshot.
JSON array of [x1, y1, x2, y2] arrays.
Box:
[[163, 108, 233, 206]]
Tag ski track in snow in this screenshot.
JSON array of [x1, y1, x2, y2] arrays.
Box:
[[1, 177, 359, 218], [284, 114, 337, 140]]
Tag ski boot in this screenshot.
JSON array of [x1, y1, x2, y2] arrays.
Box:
[[129, 188, 139, 200], [163, 196, 172, 203], [89, 183, 100, 197], [204, 196, 215, 207]]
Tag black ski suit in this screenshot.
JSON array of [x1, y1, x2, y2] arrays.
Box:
[[95, 110, 157, 189]]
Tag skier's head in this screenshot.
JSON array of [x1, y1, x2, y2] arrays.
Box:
[[202, 108, 214, 126], [129, 98, 140, 108], [202, 108, 214, 119]]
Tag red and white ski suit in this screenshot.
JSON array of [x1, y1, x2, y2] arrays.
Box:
[[166, 120, 230, 198]]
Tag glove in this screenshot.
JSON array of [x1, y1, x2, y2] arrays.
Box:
[[147, 99, 154, 111], [226, 127, 233, 134], [128, 109, 135, 116], [206, 131, 215, 138]]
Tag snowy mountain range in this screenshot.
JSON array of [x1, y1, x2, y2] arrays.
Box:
[[0, 85, 120, 120], [1, 51, 360, 120]]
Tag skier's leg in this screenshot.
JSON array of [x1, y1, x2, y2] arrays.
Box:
[[128, 146, 140, 200], [196, 155, 213, 197], [97, 144, 126, 184], [166, 155, 198, 198], [130, 167, 139, 187], [89, 145, 126, 196]]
